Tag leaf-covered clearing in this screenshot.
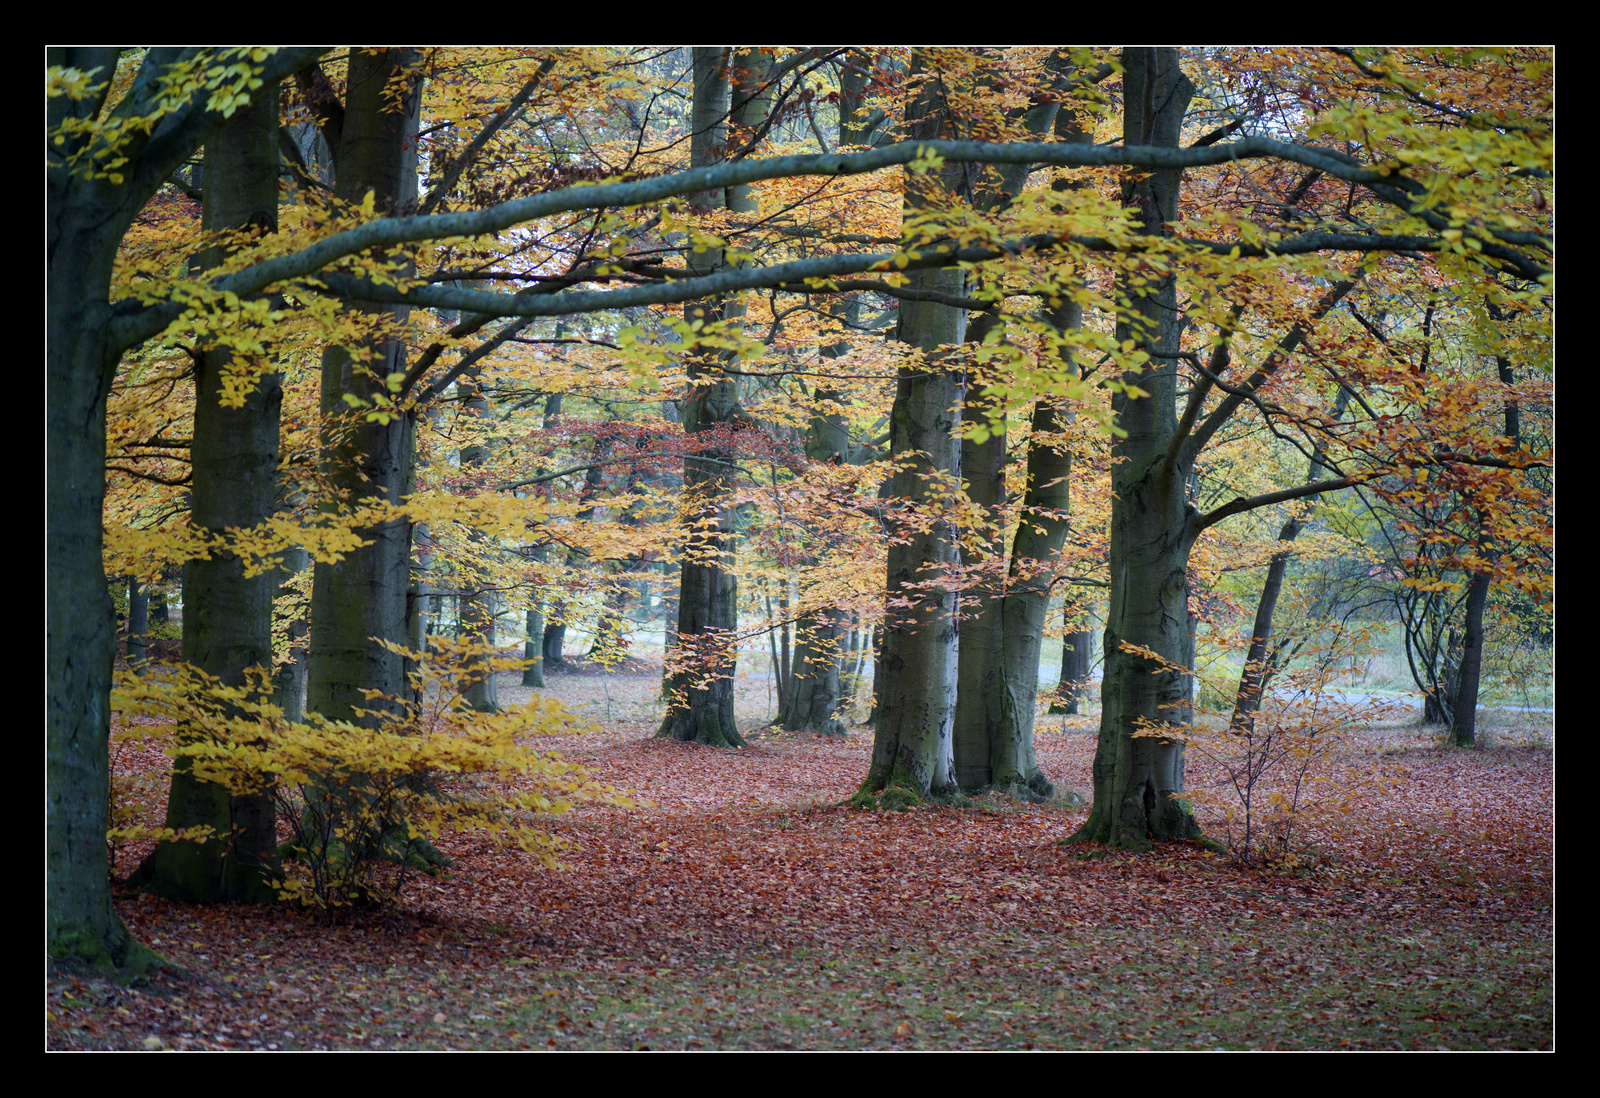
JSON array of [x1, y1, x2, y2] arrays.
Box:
[[49, 665, 1552, 1051]]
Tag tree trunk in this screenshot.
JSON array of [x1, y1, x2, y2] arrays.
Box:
[[859, 270, 966, 802], [1450, 572, 1489, 745], [1231, 387, 1354, 735], [984, 396, 1075, 797], [306, 50, 423, 729], [522, 544, 548, 688], [1072, 48, 1204, 850], [459, 375, 500, 713], [656, 48, 761, 748], [952, 387, 1007, 788], [133, 87, 284, 903], [783, 332, 854, 737], [1050, 614, 1094, 715], [780, 57, 898, 738], [273, 546, 310, 723], [953, 63, 1081, 796], [48, 47, 321, 968], [48, 52, 155, 962], [859, 52, 970, 802], [1449, 345, 1520, 748], [543, 616, 568, 667]]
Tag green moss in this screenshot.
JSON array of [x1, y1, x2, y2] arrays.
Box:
[[50, 924, 169, 980]]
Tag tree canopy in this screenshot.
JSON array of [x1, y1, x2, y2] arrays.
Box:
[[49, 47, 1551, 969]]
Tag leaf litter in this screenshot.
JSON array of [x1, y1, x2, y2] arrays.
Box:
[[49, 664, 1553, 1050]]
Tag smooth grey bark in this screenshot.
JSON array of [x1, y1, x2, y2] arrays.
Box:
[[952, 385, 1008, 788], [953, 62, 1083, 796], [859, 54, 968, 803], [48, 46, 324, 970], [305, 50, 424, 729], [1071, 51, 1364, 848], [132, 86, 285, 903], [47, 47, 150, 969], [1072, 48, 1204, 849], [985, 395, 1076, 796], [858, 273, 966, 801], [657, 48, 761, 748]]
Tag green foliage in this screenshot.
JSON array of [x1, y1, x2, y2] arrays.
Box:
[[111, 639, 631, 919]]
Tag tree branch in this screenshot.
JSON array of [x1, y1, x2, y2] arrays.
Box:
[[1195, 476, 1355, 532], [108, 134, 1548, 349]]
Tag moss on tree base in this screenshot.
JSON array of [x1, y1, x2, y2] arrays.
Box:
[[49, 923, 169, 980]]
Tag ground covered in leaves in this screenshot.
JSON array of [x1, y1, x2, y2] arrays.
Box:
[[50, 665, 1553, 1051]]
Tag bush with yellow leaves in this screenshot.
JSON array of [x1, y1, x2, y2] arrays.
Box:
[[112, 637, 629, 919]]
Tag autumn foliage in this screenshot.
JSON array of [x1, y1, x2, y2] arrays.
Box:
[[50, 47, 1549, 1014]]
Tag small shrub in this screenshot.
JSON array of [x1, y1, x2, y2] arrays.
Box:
[[1123, 641, 1394, 868], [111, 638, 630, 919]]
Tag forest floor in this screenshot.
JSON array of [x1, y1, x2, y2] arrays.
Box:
[[48, 662, 1554, 1051]]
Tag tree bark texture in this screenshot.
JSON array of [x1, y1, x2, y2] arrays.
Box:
[[48, 46, 327, 968], [48, 57, 150, 963], [860, 286, 966, 801], [859, 53, 972, 803], [657, 48, 762, 747], [1073, 48, 1204, 849], [952, 390, 1008, 788], [306, 50, 423, 728], [134, 87, 285, 902], [953, 61, 1082, 796]]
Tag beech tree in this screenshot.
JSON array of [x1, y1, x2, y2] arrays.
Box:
[[49, 47, 329, 969], [50, 47, 1551, 969], [130, 82, 285, 903]]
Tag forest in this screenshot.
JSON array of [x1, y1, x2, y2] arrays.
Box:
[[47, 47, 1551, 1050]]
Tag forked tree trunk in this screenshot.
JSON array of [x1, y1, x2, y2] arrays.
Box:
[[953, 66, 1083, 796], [983, 394, 1075, 797]]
